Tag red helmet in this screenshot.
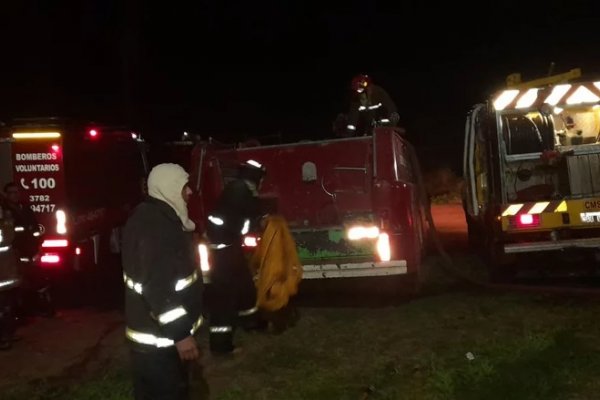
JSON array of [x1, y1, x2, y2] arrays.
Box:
[[351, 74, 371, 93]]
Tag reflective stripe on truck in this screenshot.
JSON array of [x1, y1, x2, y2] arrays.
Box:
[[302, 260, 407, 279], [500, 198, 600, 232]]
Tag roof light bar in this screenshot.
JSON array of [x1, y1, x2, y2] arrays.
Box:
[[493, 90, 519, 111], [515, 88, 539, 109], [566, 86, 600, 105], [12, 132, 61, 139], [544, 84, 571, 106]]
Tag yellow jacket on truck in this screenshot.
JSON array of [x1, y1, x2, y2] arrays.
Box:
[[251, 216, 302, 312]]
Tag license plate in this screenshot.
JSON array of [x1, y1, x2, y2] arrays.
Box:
[[580, 211, 600, 223]]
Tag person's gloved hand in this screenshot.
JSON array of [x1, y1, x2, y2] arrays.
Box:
[[176, 336, 200, 361]]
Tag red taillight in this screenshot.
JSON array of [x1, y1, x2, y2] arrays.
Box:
[[243, 236, 258, 247], [89, 129, 98, 138], [515, 214, 540, 228], [75, 247, 82, 255], [40, 253, 61, 265], [42, 239, 69, 248], [520, 214, 534, 225]]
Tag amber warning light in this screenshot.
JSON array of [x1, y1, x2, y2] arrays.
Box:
[[12, 132, 61, 140]]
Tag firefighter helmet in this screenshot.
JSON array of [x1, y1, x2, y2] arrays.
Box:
[[238, 159, 266, 185], [351, 74, 371, 93]]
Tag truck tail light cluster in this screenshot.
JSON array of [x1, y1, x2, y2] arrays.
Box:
[[512, 214, 541, 229], [243, 235, 258, 248], [40, 238, 70, 268], [347, 225, 392, 262], [42, 239, 69, 248], [56, 210, 68, 235], [347, 225, 380, 240], [40, 253, 61, 266]]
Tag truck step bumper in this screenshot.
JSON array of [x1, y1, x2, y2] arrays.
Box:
[[505, 237, 600, 254], [302, 260, 407, 279]]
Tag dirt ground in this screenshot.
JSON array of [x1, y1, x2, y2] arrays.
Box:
[[0, 205, 478, 396], [0, 309, 125, 388]]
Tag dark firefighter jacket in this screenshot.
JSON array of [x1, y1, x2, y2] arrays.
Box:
[[206, 179, 263, 246], [5, 202, 41, 259], [348, 84, 399, 135], [0, 207, 19, 292], [122, 197, 203, 350]]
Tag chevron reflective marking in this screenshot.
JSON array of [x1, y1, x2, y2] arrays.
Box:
[[503, 201, 569, 217], [527, 202, 550, 215], [555, 201, 568, 212], [502, 204, 524, 216]]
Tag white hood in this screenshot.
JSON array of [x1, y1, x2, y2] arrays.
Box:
[[147, 163, 196, 232]]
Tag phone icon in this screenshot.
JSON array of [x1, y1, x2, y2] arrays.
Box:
[[20, 178, 30, 190]]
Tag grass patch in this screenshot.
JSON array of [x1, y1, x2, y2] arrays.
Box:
[[3, 370, 132, 400], [8, 291, 600, 400], [213, 293, 600, 400], [426, 329, 600, 400]]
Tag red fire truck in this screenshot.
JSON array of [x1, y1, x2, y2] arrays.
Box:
[[187, 127, 427, 291], [0, 118, 148, 275]]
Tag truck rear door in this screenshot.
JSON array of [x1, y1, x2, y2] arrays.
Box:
[[10, 131, 67, 238]]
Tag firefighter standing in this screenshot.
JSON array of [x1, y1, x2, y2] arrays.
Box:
[[3, 183, 41, 260], [122, 163, 204, 400], [343, 74, 400, 136], [0, 201, 20, 350], [206, 160, 266, 354], [2, 182, 50, 317]]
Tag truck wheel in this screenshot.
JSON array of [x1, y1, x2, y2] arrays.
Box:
[[466, 217, 484, 253], [487, 242, 517, 283], [389, 273, 421, 299]]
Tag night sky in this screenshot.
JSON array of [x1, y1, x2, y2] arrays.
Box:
[[1, 1, 599, 172]]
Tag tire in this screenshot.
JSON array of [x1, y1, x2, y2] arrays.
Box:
[[487, 240, 517, 283], [466, 215, 485, 253]]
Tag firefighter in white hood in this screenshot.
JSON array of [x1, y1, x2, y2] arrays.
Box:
[[122, 163, 204, 400]]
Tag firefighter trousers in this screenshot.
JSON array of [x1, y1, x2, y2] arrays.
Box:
[[131, 348, 198, 400], [208, 246, 257, 354], [0, 289, 17, 345]]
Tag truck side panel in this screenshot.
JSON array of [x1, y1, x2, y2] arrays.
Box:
[[233, 137, 374, 228]]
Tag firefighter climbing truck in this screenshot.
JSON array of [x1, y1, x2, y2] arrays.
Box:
[[463, 70, 600, 280], [187, 127, 427, 292]]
